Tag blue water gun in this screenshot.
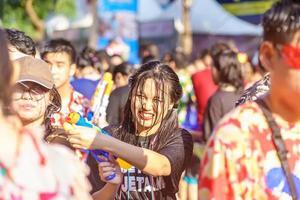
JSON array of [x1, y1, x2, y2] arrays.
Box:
[[64, 112, 132, 180], [63, 112, 116, 180]]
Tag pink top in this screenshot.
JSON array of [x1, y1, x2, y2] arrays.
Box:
[[0, 127, 92, 200]]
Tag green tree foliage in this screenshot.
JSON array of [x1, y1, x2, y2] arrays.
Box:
[[1, 0, 76, 40]]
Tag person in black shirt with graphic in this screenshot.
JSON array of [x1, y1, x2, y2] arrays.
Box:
[[67, 61, 193, 200]]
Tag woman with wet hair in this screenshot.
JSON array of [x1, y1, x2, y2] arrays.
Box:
[[0, 29, 91, 199], [67, 60, 193, 199]]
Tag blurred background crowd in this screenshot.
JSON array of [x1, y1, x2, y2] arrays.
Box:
[[0, 0, 280, 199]]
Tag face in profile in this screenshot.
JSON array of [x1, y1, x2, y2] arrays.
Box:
[[131, 78, 173, 133], [43, 52, 75, 88], [262, 30, 300, 100], [12, 82, 50, 124]]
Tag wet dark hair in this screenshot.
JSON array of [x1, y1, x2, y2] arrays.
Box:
[[117, 60, 183, 150], [43, 87, 61, 138], [5, 28, 36, 56], [112, 62, 133, 81], [0, 29, 13, 114], [263, 0, 300, 44], [41, 38, 76, 64], [212, 49, 244, 92]]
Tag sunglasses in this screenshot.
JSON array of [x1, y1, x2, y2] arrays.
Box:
[[12, 82, 47, 101], [277, 44, 300, 70]]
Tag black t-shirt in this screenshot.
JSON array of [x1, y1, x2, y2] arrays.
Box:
[[203, 90, 242, 141], [87, 126, 193, 199], [106, 85, 130, 126]]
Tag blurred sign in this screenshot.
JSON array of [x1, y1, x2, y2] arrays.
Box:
[[216, 0, 277, 24], [139, 20, 175, 38], [98, 0, 139, 64], [101, 0, 138, 12]]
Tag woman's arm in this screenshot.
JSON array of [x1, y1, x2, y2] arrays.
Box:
[[68, 126, 171, 176], [103, 135, 171, 176]]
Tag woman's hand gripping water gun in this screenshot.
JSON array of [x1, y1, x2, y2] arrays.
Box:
[[63, 112, 132, 180]]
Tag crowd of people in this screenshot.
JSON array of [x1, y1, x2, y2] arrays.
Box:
[[1, 0, 300, 199]]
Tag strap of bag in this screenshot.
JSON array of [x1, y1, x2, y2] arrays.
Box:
[[256, 99, 298, 200]]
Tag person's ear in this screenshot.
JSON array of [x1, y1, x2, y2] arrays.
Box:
[[259, 41, 277, 73], [69, 64, 76, 77]]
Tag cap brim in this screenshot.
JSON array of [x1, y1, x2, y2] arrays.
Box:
[[17, 75, 53, 89]]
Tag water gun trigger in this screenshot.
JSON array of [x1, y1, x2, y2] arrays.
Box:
[[91, 151, 116, 180]]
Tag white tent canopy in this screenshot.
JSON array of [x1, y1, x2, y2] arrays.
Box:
[[137, 0, 262, 36]]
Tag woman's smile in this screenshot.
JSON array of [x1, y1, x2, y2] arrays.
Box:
[[138, 110, 155, 121]]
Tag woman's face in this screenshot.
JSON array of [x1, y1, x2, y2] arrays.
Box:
[[131, 78, 173, 134], [11, 82, 50, 125]]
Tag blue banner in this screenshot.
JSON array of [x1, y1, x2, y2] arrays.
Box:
[[100, 0, 138, 12], [97, 0, 139, 64]]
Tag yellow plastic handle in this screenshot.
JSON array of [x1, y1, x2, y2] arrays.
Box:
[[116, 158, 132, 170]]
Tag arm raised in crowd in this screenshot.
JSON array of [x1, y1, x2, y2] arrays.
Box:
[[67, 126, 172, 177]]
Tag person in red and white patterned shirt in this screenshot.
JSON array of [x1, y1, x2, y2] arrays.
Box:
[[51, 89, 90, 127], [199, 1, 300, 200], [41, 39, 90, 128]]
